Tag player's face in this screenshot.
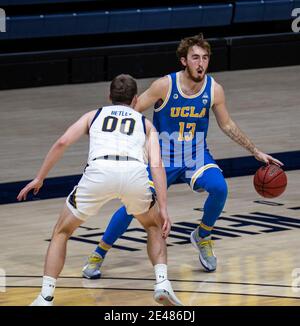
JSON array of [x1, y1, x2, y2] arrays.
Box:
[[181, 45, 210, 82]]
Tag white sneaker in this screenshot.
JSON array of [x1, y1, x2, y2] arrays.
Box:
[[30, 294, 54, 306], [154, 279, 183, 306]]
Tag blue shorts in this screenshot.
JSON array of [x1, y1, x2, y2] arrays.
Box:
[[147, 149, 221, 191]]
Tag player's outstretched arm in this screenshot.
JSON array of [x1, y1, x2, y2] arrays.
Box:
[[145, 119, 171, 238], [17, 110, 96, 201], [212, 82, 283, 166], [135, 76, 169, 113]]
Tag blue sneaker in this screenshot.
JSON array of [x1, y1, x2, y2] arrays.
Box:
[[82, 252, 103, 279], [190, 229, 217, 272]]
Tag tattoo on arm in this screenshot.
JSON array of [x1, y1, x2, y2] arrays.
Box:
[[222, 120, 258, 154]]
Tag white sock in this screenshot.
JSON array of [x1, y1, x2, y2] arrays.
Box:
[[41, 275, 56, 299], [154, 264, 168, 283]]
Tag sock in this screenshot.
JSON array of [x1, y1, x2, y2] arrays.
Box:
[[154, 264, 168, 283], [41, 275, 56, 300], [95, 240, 111, 258], [96, 206, 133, 251], [198, 222, 213, 239]]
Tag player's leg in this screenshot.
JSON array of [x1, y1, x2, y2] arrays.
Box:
[[134, 204, 182, 306], [82, 166, 178, 279], [188, 165, 228, 272], [31, 204, 84, 306], [82, 206, 133, 279], [135, 203, 166, 265], [32, 167, 110, 305], [193, 167, 228, 237], [122, 162, 182, 306]]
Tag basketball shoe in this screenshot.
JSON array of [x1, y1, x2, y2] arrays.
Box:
[[190, 229, 217, 272], [154, 279, 183, 306], [82, 252, 103, 279], [30, 294, 53, 306]]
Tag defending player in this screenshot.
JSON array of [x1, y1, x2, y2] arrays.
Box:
[[17, 74, 182, 306]]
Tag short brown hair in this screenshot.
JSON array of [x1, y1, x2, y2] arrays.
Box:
[[176, 33, 211, 61], [110, 74, 137, 105]]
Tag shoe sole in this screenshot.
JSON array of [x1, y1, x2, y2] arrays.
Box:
[[82, 267, 102, 279], [154, 290, 182, 306], [30, 295, 54, 306], [82, 273, 101, 280], [190, 232, 216, 272]]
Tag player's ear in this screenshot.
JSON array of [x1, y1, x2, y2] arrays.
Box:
[[180, 57, 187, 67], [109, 94, 112, 103]]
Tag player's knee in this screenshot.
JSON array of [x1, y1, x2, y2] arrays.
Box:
[[207, 179, 228, 201], [146, 225, 164, 242], [53, 223, 74, 238], [141, 218, 157, 230]]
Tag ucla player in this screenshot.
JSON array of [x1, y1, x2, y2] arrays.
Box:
[[83, 34, 283, 277], [17, 75, 182, 306]]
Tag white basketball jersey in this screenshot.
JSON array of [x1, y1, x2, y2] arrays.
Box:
[[88, 105, 147, 164]]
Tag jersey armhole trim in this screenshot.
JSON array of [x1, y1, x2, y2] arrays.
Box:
[[210, 77, 215, 109], [154, 75, 172, 112], [89, 108, 103, 129], [142, 115, 146, 135]]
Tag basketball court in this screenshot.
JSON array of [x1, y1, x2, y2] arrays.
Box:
[[0, 65, 299, 306]]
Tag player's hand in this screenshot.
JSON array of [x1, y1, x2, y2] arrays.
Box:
[[254, 150, 283, 167], [17, 178, 43, 201], [160, 208, 171, 239]]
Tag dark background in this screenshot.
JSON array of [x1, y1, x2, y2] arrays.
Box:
[[0, 0, 299, 89]]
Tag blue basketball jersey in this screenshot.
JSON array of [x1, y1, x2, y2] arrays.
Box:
[[153, 72, 214, 168]]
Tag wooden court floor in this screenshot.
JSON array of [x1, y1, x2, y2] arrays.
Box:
[[0, 66, 299, 305], [1, 172, 300, 306]]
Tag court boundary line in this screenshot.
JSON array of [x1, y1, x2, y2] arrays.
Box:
[[4, 274, 297, 289], [4, 285, 300, 301]]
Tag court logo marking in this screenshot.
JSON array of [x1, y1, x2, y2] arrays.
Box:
[[64, 204, 300, 252]]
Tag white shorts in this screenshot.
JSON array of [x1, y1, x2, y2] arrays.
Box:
[[66, 159, 153, 221]]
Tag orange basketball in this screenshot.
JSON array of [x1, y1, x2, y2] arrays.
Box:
[[253, 164, 287, 198]]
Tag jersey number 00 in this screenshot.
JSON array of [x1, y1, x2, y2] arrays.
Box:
[[102, 116, 136, 136]]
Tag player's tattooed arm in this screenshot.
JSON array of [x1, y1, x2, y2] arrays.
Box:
[[219, 117, 258, 155], [212, 82, 257, 153], [212, 82, 283, 166]]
